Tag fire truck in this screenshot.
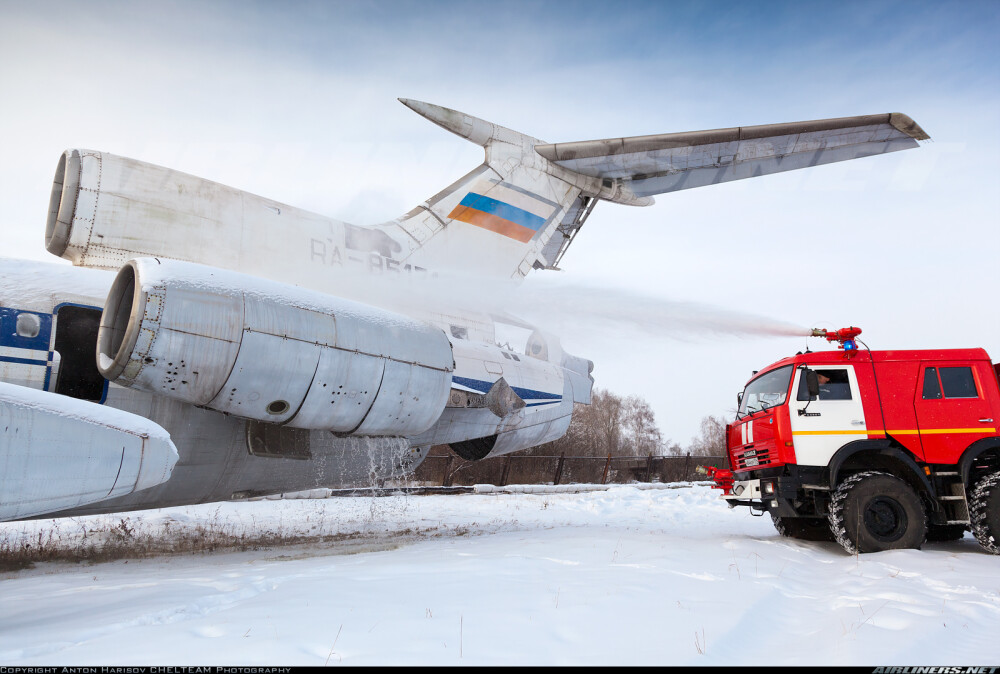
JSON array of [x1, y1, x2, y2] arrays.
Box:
[[703, 327, 1000, 555]]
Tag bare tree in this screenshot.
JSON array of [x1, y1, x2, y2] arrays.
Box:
[[687, 415, 728, 456], [661, 439, 683, 456], [622, 395, 662, 456], [536, 388, 667, 458], [592, 388, 625, 456]]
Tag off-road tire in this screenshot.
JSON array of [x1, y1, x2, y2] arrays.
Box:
[[925, 523, 967, 542], [970, 470, 1000, 554], [828, 471, 927, 554], [770, 514, 835, 542]]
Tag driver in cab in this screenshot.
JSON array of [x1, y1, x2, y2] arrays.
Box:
[[816, 371, 851, 400]]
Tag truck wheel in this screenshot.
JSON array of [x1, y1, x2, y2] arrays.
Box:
[[828, 471, 927, 554], [926, 523, 967, 542], [770, 514, 835, 542], [970, 470, 1000, 555]]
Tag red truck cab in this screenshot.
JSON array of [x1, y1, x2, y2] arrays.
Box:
[[707, 335, 1000, 555]]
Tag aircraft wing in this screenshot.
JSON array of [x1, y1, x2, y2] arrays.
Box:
[[534, 113, 929, 199], [0, 382, 178, 521]]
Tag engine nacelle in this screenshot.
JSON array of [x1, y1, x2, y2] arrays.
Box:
[[45, 149, 392, 282], [97, 258, 454, 436]]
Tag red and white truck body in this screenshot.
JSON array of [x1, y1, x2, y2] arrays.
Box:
[[706, 330, 1000, 554]]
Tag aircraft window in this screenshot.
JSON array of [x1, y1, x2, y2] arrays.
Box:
[[939, 367, 978, 399], [450, 325, 468, 340], [922, 367, 942, 399], [797, 368, 852, 401], [53, 305, 106, 402], [501, 351, 511, 359], [15, 313, 41, 339], [511, 354, 520, 362]]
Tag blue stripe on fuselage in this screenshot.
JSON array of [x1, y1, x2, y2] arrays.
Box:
[[0, 355, 48, 366], [452, 375, 561, 402]]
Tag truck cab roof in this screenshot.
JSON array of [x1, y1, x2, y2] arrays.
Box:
[[747, 347, 994, 386]]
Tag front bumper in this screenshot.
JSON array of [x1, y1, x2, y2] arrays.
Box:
[[719, 477, 800, 517]]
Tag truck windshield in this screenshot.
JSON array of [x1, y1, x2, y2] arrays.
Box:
[[738, 365, 793, 417]]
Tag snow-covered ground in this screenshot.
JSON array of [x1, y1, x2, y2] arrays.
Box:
[[1, 483, 997, 666]]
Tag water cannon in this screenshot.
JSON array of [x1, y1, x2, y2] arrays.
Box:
[[810, 326, 862, 352], [696, 465, 734, 495]]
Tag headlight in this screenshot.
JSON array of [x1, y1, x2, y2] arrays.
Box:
[[763, 481, 775, 495]]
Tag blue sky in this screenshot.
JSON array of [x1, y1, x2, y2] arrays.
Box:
[[1, 0, 998, 443]]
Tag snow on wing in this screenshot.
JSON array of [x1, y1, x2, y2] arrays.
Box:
[[0, 382, 178, 521], [533, 113, 930, 198]]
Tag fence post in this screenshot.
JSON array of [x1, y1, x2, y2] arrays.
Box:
[[645, 453, 654, 482], [683, 452, 690, 480], [500, 455, 512, 486], [442, 456, 454, 487], [601, 453, 612, 484], [553, 452, 565, 485]]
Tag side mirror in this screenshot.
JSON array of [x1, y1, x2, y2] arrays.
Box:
[[737, 392, 743, 408], [805, 370, 819, 399]]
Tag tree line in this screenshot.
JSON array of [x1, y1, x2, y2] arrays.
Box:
[[530, 387, 728, 458]]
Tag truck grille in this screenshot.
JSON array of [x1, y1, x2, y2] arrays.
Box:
[[735, 447, 772, 470]]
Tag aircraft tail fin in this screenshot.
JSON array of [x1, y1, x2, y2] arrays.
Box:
[[383, 100, 643, 280], [386, 100, 928, 280]]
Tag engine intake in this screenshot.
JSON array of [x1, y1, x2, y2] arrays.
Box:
[[45, 149, 81, 258], [98, 258, 454, 436]]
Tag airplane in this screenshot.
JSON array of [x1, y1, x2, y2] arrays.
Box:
[[0, 99, 929, 521]]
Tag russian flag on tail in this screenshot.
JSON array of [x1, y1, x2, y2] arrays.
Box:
[[448, 191, 549, 243]]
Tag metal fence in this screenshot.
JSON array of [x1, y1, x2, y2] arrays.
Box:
[[411, 453, 729, 487]]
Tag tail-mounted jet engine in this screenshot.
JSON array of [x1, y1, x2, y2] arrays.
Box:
[[97, 258, 454, 436]]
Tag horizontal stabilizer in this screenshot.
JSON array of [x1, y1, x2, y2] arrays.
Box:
[[534, 113, 930, 198]]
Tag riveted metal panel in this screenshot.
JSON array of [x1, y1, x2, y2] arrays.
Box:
[[354, 359, 453, 436], [209, 330, 321, 424], [285, 348, 385, 432], [128, 285, 243, 405], [243, 294, 338, 347]]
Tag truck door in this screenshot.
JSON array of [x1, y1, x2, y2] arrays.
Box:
[[789, 365, 867, 468], [914, 362, 998, 464]]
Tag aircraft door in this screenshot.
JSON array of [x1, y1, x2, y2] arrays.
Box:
[[51, 304, 107, 402]]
